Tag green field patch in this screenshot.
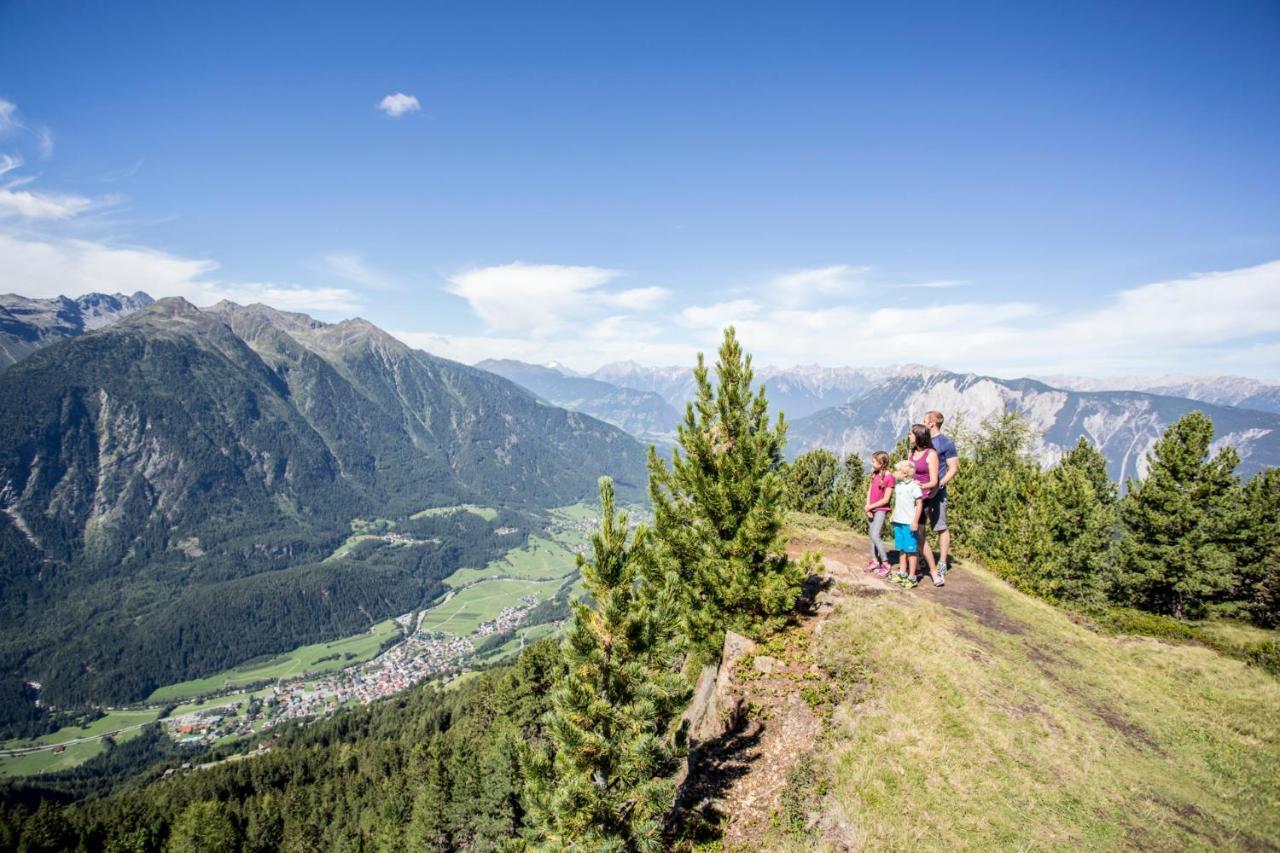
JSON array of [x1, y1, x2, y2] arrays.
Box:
[[418, 579, 556, 636], [3, 708, 161, 750], [411, 504, 498, 522], [147, 620, 400, 704], [445, 534, 579, 588], [0, 738, 106, 778]]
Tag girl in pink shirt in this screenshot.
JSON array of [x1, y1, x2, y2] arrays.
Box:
[[863, 451, 894, 577]]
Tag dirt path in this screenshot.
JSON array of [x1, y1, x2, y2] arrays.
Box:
[[672, 531, 1030, 849]]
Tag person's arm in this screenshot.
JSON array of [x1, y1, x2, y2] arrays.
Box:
[[864, 479, 874, 512], [912, 494, 922, 531], [924, 451, 939, 491], [940, 455, 958, 489]]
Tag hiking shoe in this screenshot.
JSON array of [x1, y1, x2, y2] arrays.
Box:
[[938, 559, 949, 576], [864, 559, 879, 572], [932, 574, 945, 587], [874, 565, 891, 579], [901, 576, 919, 589]]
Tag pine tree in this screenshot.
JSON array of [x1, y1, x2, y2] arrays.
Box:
[[947, 410, 1041, 567], [1237, 468, 1280, 625], [829, 452, 869, 532], [522, 477, 689, 851], [1116, 412, 1241, 619], [784, 448, 840, 514], [1023, 439, 1118, 606], [647, 327, 807, 661]]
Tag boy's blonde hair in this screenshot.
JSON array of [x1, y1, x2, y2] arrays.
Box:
[[892, 459, 915, 480]]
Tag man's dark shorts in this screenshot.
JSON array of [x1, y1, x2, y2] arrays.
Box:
[[924, 490, 948, 532]]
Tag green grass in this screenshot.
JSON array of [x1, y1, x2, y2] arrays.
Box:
[[446, 535, 579, 588], [0, 738, 107, 778], [472, 621, 564, 664], [147, 619, 400, 703], [167, 686, 275, 718], [410, 504, 498, 522], [775, 520, 1280, 851], [417, 579, 557, 636], [549, 502, 599, 523], [0, 708, 165, 778]]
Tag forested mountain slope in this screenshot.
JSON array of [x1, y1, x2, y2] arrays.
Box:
[[0, 298, 646, 710]]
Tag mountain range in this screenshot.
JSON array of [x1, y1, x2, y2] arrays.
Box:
[[482, 361, 1280, 480], [0, 297, 646, 711], [0, 291, 154, 367]]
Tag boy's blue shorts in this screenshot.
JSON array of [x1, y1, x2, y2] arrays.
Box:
[[892, 522, 917, 554]]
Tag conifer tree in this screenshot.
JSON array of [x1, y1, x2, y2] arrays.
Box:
[[647, 327, 806, 661], [1023, 439, 1117, 606], [947, 410, 1041, 567], [1116, 412, 1241, 619], [784, 448, 841, 514], [522, 477, 689, 851], [1236, 468, 1280, 625], [829, 452, 869, 532]]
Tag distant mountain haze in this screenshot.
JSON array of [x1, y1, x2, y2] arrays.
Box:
[[475, 358, 682, 443], [490, 360, 1280, 480]]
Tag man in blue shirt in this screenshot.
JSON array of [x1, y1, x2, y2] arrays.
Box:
[[924, 410, 959, 575]]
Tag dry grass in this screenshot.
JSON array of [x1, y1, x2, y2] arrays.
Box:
[[767, 516, 1280, 851]]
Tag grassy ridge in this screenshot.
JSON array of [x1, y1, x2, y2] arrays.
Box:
[[780, 520, 1280, 850]]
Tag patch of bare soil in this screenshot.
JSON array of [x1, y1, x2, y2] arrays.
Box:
[[670, 556, 861, 849]]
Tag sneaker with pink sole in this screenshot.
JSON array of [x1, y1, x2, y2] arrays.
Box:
[[864, 559, 879, 572], [874, 564, 892, 579]]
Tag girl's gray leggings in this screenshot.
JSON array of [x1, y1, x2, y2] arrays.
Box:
[[868, 512, 890, 563]]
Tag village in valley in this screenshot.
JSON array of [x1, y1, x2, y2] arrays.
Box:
[[164, 595, 542, 746]]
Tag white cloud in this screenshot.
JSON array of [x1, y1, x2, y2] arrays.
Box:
[[0, 100, 18, 134], [389, 327, 697, 372], [893, 279, 968, 289], [0, 154, 19, 177], [679, 299, 761, 328], [403, 260, 1280, 380], [446, 261, 670, 335], [0, 99, 53, 159], [377, 93, 421, 118], [771, 264, 867, 300], [0, 187, 94, 219], [0, 232, 361, 314], [321, 252, 397, 291]]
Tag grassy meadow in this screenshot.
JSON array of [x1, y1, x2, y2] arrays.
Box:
[[769, 518, 1280, 851]]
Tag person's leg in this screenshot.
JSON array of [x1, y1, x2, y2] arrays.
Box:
[[917, 513, 938, 576], [908, 553, 918, 581], [869, 513, 888, 563], [935, 495, 951, 571]]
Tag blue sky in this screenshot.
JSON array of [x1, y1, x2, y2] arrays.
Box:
[[2, 0, 1278, 377]]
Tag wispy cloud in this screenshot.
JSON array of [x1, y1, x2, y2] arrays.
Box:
[[0, 99, 54, 159], [772, 264, 868, 300], [377, 93, 421, 118], [891, 279, 968, 289], [447, 262, 669, 336], [0, 233, 362, 314], [321, 252, 398, 291], [0, 187, 95, 220]]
